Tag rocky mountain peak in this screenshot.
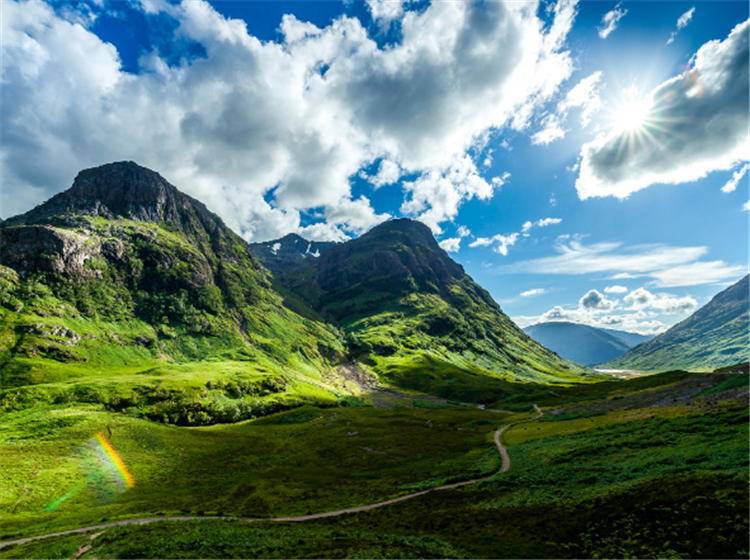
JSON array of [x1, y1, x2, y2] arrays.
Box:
[[4, 162, 218, 234]]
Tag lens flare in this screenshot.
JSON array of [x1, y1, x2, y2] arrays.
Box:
[[45, 432, 135, 512]]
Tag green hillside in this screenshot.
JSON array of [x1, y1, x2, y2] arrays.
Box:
[[254, 219, 600, 398], [0, 162, 346, 422], [605, 275, 750, 372]]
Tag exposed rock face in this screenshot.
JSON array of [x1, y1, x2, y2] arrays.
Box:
[[4, 162, 231, 245], [317, 219, 464, 296], [0, 225, 102, 276]]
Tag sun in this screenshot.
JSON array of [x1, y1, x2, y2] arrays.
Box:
[[613, 97, 652, 132]]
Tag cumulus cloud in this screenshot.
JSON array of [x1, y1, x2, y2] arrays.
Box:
[[513, 298, 669, 334], [503, 237, 745, 287], [604, 285, 628, 293], [624, 287, 697, 314], [456, 225, 471, 237], [520, 288, 545, 297], [579, 289, 615, 310], [576, 20, 750, 200], [744, 201, 750, 211], [598, 3, 627, 39], [364, 159, 402, 189], [721, 163, 749, 193], [666, 7, 695, 45], [1, 0, 579, 241], [366, 0, 407, 26], [438, 237, 462, 252]]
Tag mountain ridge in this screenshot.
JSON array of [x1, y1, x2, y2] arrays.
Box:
[[604, 275, 750, 371]]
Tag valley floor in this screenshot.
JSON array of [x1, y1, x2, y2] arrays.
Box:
[[1, 370, 747, 559]]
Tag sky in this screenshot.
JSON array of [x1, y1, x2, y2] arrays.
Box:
[[1, 0, 748, 335]]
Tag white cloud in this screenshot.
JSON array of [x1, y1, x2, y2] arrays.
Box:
[[504, 237, 745, 287], [536, 217, 563, 228], [470, 232, 519, 255], [624, 287, 697, 314], [598, 3, 627, 39], [532, 114, 567, 145], [721, 164, 749, 193], [744, 201, 750, 211], [666, 7, 695, 45], [456, 225, 471, 237], [677, 7, 696, 29], [366, 0, 407, 26], [532, 71, 604, 144], [604, 285, 628, 294], [522, 217, 562, 233], [649, 261, 748, 288], [438, 237, 462, 252], [364, 159, 401, 188], [2, 0, 579, 241], [520, 288, 545, 297], [577, 20, 750, 201], [324, 196, 391, 234], [514, 301, 669, 335], [579, 289, 615, 311], [558, 71, 604, 128]]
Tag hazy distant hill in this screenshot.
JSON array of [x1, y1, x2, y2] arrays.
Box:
[[604, 275, 750, 371], [523, 322, 649, 366], [598, 327, 654, 348]]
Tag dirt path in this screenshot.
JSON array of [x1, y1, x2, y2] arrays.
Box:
[[0, 406, 543, 549]]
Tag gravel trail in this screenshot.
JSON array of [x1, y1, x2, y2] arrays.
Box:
[[0, 406, 543, 549]]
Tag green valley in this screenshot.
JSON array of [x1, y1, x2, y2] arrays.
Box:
[[0, 162, 747, 559]]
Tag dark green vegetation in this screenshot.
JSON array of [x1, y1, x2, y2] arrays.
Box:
[[606, 274, 749, 372], [1, 370, 746, 559], [0, 162, 597, 428], [0, 162, 350, 424], [524, 321, 645, 366], [253, 218, 597, 394]]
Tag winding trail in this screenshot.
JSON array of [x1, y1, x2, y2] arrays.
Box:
[[0, 405, 543, 549]]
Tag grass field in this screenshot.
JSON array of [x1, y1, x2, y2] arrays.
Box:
[[1, 370, 747, 559]]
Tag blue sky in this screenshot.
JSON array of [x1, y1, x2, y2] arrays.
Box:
[[1, 0, 748, 335]]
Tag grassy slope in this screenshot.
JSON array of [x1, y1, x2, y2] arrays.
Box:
[[1, 371, 746, 559], [257, 220, 601, 400], [605, 274, 749, 372], [0, 213, 350, 423]]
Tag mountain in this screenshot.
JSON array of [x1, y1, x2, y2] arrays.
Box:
[[0, 162, 346, 420], [0, 162, 599, 420], [523, 322, 634, 366], [598, 327, 654, 347], [254, 219, 598, 399], [604, 275, 750, 371]]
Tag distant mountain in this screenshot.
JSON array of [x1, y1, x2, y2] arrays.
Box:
[[0, 162, 344, 384], [249, 233, 336, 273], [523, 322, 636, 366], [256, 219, 598, 398], [598, 327, 654, 348], [604, 275, 750, 372]]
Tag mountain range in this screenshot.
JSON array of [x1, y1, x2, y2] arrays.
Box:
[[0, 162, 594, 421], [523, 322, 653, 366]]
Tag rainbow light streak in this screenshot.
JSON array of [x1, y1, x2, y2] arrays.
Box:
[[93, 432, 136, 488], [44, 432, 135, 512], [45, 480, 87, 512]]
